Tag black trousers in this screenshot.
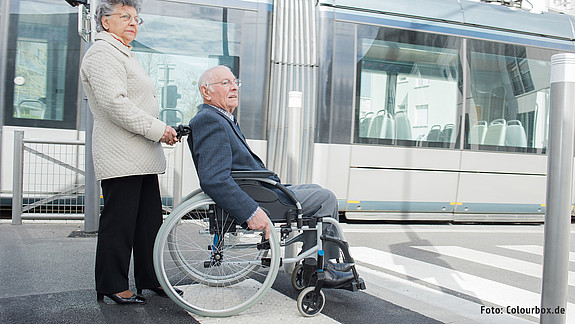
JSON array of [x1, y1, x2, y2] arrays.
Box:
[[95, 174, 163, 294]]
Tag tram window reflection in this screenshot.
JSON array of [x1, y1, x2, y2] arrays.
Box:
[[133, 0, 267, 139], [466, 40, 557, 153], [134, 2, 242, 127], [355, 26, 461, 148]]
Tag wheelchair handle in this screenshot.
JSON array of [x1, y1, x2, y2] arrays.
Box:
[[174, 124, 192, 140]]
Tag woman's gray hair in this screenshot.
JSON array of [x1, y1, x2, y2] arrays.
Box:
[[95, 0, 143, 32], [198, 65, 233, 93]]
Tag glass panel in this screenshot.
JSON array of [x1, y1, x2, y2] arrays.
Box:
[[356, 26, 461, 147], [467, 41, 557, 153], [4, 0, 79, 128], [135, 2, 242, 127], [134, 0, 269, 139], [13, 39, 48, 119]]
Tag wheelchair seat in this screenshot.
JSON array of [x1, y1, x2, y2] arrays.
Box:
[[231, 171, 301, 225], [236, 179, 297, 223]]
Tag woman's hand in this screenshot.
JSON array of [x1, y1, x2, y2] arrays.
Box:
[[160, 125, 178, 145]]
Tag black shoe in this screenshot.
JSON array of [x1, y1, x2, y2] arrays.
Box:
[[137, 287, 183, 298], [97, 292, 146, 305], [326, 260, 353, 272], [322, 266, 355, 289]]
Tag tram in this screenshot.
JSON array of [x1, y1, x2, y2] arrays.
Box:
[[1, 0, 573, 222]]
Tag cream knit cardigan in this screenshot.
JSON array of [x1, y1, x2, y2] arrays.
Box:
[[81, 32, 167, 180]]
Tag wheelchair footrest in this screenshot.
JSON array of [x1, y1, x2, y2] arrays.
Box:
[[351, 278, 366, 291], [332, 276, 366, 292]]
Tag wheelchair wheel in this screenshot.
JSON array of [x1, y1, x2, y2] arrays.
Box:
[[153, 193, 281, 317], [290, 263, 305, 291], [297, 286, 325, 317]]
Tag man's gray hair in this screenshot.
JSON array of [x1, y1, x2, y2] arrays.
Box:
[[198, 65, 233, 93], [95, 0, 143, 32]]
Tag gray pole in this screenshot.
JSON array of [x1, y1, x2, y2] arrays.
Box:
[[82, 1, 99, 233], [0, 0, 13, 185], [287, 91, 303, 185], [84, 99, 99, 233], [540, 53, 575, 324], [11, 131, 24, 225]]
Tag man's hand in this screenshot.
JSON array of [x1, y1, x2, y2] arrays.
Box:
[[247, 207, 271, 240], [160, 125, 178, 145]]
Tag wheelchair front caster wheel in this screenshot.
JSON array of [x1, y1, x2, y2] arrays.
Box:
[[297, 286, 325, 317], [291, 263, 305, 291]]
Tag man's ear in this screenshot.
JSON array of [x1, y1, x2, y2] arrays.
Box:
[[200, 85, 211, 100]]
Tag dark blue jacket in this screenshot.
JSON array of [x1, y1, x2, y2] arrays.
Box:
[[188, 104, 280, 224]]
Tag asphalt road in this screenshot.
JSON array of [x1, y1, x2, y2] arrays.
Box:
[[1, 220, 573, 323]]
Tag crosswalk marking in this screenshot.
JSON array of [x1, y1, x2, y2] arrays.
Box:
[[413, 246, 575, 286], [350, 246, 575, 323], [499, 245, 575, 262], [355, 264, 533, 324]]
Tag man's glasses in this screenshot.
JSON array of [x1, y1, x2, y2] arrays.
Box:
[[106, 13, 144, 25], [207, 79, 242, 88]]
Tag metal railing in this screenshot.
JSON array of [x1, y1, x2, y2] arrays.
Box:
[[11, 130, 176, 224]]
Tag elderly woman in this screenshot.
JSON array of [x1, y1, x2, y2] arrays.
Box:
[[81, 0, 179, 304]]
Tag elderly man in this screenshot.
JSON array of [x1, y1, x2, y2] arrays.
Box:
[[187, 65, 353, 286]]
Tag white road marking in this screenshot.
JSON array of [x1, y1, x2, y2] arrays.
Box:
[[351, 246, 575, 323], [356, 264, 534, 323], [413, 246, 575, 286], [499, 245, 575, 262]]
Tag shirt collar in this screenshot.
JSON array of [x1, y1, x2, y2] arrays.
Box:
[[95, 31, 132, 57], [208, 105, 235, 122]]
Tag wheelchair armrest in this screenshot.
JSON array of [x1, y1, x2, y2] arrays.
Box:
[[231, 170, 276, 180]]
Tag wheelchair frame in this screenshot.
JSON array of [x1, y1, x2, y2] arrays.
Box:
[[153, 127, 364, 317]]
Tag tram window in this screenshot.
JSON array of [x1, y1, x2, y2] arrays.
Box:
[[3, 0, 80, 129], [133, 0, 268, 139], [355, 26, 461, 148], [466, 40, 557, 153]]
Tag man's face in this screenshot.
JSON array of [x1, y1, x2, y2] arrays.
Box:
[[203, 68, 239, 113]]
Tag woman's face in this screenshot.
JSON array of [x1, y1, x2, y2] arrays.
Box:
[[101, 5, 139, 44]]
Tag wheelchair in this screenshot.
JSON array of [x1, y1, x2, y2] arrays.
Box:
[[152, 127, 365, 317]]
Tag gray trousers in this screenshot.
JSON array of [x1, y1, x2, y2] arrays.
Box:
[[288, 184, 341, 260]]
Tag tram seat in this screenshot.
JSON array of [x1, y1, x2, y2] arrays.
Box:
[[426, 125, 442, 141], [381, 112, 395, 139], [439, 124, 455, 143], [469, 121, 487, 145], [505, 120, 527, 147], [359, 112, 374, 137], [483, 119, 507, 146], [394, 111, 412, 140], [368, 109, 394, 139]]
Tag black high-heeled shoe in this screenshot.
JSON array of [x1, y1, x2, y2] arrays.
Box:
[[97, 292, 146, 304], [137, 287, 183, 298]]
